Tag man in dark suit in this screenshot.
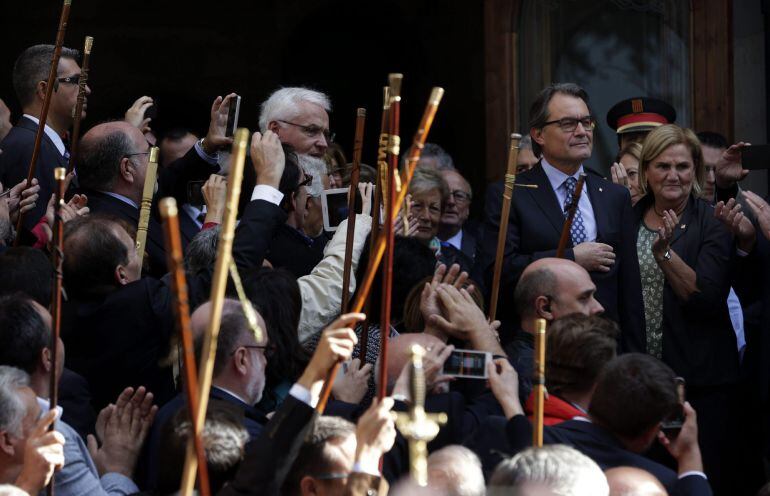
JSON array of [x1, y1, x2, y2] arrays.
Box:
[[143, 298, 269, 489], [0, 44, 90, 231], [60, 131, 289, 412], [439, 168, 478, 264], [478, 82, 644, 346], [472, 354, 712, 496], [73, 95, 235, 277]]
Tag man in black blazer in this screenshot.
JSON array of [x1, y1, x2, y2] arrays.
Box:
[[478, 83, 644, 345], [74, 94, 236, 277], [60, 131, 289, 411], [470, 354, 712, 496], [0, 44, 89, 231]]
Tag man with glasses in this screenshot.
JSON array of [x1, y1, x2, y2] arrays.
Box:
[[0, 44, 90, 230], [73, 94, 235, 276], [438, 168, 477, 263], [479, 83, 644, 349], [259, 87, 332, 158]]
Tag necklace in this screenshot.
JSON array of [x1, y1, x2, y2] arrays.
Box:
[[652, 202, 686, 218]]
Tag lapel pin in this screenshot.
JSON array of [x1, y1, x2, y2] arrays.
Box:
[[598, 187, 603, 192], [680, 224, 686, 229]]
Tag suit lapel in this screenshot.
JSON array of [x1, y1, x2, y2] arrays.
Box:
[[523, 163, 565, 236], [669, 196, 695, 246], [19, 116, 68, 167]]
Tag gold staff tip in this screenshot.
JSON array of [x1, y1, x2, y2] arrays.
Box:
[[357, 107, 366, 117], [64, 0, 72, 5], [511, 133, 523, 140], [54, 167, 66, 180], [429, 87, 444, 105], [84, 36, 94, 53], [234, 128, 250, 148], [149, 146, 160, 164], [409, 344, 426, 358], [159, 197, 178, 219], [535, 318, 547, 333]]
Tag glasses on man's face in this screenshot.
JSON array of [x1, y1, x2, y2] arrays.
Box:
[[123, 151, 151, 163], [542, 116, 596, 133], [297, 173, 314, 189], [277, 120, 334, 143], [449, 190, 472, 203]]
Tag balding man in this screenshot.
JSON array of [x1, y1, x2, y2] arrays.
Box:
[[144, 299, 270, 489], [74, 95, 234, 276], [506, 258, 604, 404], [605, 466, 668, 496], [259, 87, 332, 158]]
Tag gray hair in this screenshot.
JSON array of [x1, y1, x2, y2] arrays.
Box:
[[0, 366, 31, 437], [427, 445, 485, 496], [408, 167, 449, 207], [528, 83, 590, 156], [419, 143, 455, 170], [258, 87, 332, 132], [13, 44, 80, 108], [489, 445, 609, 496], [297, 154, 326, 198], [185, 226, 220, 274]]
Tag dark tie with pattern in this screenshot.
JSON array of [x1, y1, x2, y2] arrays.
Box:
[[563, 176, 587, 245]]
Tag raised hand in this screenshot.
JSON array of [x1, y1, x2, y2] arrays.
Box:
[[203, 93, 237, 153], [652, 210, 678, 261], [715, 197, 756, 251], [332, 358, 373, 404], [487, 359, 523, 419], [353, 397, 396, 471], [13, 409, 65, 495], [124, 96, 154, 133], [358, 182, 374, 216], [743, 190, 770, 241], [7, 178, 40, 223], [573, 242, 615, 272], [715, 142, 750, 189], [610, 161, 629, 188], [250, 130, 285, 189], [202, 174, 227, 224]]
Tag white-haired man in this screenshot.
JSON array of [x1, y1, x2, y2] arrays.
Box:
[[259, 87, 332, 158]]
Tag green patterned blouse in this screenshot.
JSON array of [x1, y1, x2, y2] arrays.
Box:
[[637, 223, 665, 359]]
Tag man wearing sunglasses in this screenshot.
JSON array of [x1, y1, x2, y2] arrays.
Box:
[[259, 87, 332, 159], [479, 83, 644, 352], [0, 44, 90, 231]]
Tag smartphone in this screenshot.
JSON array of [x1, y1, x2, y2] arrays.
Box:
[[321, 187, 371, 232], [441, 349, 491, 379], [186, 180, 206, 207], [741, 144, 770, 170], [661, 377, 686, 437], [225, 95, 242, 138]]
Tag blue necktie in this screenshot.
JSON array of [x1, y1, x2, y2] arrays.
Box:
[[563, 176, 587, 245]]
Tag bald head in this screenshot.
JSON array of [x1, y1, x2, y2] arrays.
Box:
[[515, 258, 603, 325], [77, 121, 149, 200], [379, 333, 445, 393], [605, 467, 667, 496]]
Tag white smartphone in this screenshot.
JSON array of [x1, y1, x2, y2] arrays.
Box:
[[321, 187, 372, 232], [441, 349, 492, 379]]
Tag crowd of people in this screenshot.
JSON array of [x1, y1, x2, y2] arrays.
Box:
[[0, 43, 769, 496]]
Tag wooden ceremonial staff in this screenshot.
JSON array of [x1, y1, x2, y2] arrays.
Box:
[[180, 128, 248, 493], [555, 173, 587, 258], [341, 108, 367, 313], [316, 83, 444, 413], [159, 198, 211, 496], [136, 147, 159, 267], [532, 318, 547, 447], [487, 133, 522, 322], [15, 0, 72, 242], [378, 73, 402, 399], [47, 167, 66, 496], [359, 86, 390, 361], [66, 35, 93, 173]]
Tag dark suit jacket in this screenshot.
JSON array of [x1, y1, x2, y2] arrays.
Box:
[[61, 199, 287, 412], [266, 224, 326, 278], [75, 145, 218, 277], [632, 194, 739, 386], [179, 205, 203, 246], [460, 227, 478, 262], [477, 164, 645, 347], [0, 116, 69, 231], [469, 415, 712, 496], [218, 394, 317, 496]]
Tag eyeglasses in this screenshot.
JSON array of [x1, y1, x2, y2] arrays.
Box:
[[277, 120, 334, 143], [56, 75, 82, 85], [297, 173, 314, 189], [449, 190, 472, 203], [542, 116, 596, 133], [312, 472, 350, 481]]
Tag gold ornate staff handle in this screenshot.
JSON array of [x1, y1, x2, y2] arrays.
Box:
[[135, 146, 159, 266], [532, 318, 547, 447]]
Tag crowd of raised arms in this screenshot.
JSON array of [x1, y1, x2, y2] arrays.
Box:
[[1, 41, 770, 496]]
